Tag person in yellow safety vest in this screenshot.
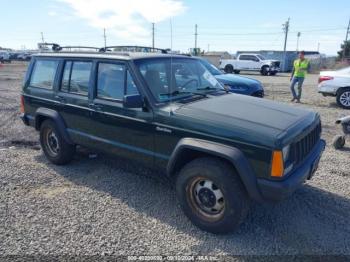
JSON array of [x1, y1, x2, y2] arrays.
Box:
[[290, 51, 309, 103]]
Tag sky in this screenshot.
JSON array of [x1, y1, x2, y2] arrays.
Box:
[[0, 0, 349, 55]]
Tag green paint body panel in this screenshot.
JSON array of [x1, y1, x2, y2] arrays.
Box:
[[21, 54, 322, 184]]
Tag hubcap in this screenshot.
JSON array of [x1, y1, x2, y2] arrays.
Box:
[[45, 129, 59, 156], [340, 91, 350, 107], [188, 178, 225, 219]]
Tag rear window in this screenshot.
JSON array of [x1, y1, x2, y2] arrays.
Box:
[[30, 60, 59, 89]]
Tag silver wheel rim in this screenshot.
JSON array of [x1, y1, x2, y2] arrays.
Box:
[[340, 91, 350, 107], [45, 129, 60, 156], [188, 177, 225, 221]]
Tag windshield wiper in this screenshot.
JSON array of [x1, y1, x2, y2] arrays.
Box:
[[196, 86, 218, 91], [159, 90, 192, 97]]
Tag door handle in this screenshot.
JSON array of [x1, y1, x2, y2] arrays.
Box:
[[55, 95, 66, 103]]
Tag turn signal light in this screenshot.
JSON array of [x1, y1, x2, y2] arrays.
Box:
[[271, 151, 284, 177]]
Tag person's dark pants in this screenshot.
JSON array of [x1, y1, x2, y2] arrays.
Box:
[[290, 76, 305, 100]]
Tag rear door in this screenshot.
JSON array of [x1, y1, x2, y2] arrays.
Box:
[[89, 60, 155, 167], [56, 59, 94, 145]]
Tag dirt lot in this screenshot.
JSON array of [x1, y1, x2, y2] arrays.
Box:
[[1, 62, 349, 256]]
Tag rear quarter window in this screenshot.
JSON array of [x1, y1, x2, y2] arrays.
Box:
[[29, 59, 59, 89]]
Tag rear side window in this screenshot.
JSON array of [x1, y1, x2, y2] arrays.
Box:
[[61, 61, 92, 95], [30, 60, 59, 89], [97, 63, 125, 100]]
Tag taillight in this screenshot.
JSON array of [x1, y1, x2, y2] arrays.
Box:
[[20, 95, 25, 113], [318, 76, 333, 84]]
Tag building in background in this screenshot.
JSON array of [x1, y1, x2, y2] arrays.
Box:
[[200, 51, 233, 67]]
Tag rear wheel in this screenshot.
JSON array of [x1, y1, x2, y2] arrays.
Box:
[[333, 135, 346, 149], [224, 65, 234, 74], [176, 157, 250, 234], [336, 88, 350, 109], [40, 120, 75, 165]]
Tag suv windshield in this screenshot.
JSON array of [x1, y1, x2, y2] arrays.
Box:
[[135, 57, 223, 103], [256, 55, 265, 60]]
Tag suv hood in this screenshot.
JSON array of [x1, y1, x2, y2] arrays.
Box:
[[173, 94, 316, 147]]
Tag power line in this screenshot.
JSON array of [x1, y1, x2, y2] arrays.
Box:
[[152, 23, 155, 48], [194, 24, 198, 51], [282, 17, 290, 72], [103, 28, 107, 49], [343, 18, 350, 60]]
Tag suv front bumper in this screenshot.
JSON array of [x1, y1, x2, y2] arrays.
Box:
[[257, 139, 326, 202]]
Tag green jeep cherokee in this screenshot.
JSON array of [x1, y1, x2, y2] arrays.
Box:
[[21, 50, 325, 234]]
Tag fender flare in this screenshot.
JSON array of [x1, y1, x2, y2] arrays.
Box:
[[167, 138, 263, 202], [35, 107, 74, 145]]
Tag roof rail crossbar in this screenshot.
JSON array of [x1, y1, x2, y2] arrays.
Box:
[[100, 46, 169, 54], [38, 43, 100, 52]]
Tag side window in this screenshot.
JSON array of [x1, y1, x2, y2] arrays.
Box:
[[239, 55, 248, 61], [60, 61, 92, 95], [126, 70, 139, 95], [70, 62, 92, 95], [30, 60, 59, 89], [61, 61, 72, 92], [97, 63, 125, 100]]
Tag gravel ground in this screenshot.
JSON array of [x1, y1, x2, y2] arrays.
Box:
[[0, 62, 349, 257]]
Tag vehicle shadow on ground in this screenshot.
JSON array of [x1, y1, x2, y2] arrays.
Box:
[[36, 151, 350, 255]]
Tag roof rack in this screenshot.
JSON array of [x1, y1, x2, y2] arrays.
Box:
[[38, 43, 170, 54], [100, 46, 169, 54]]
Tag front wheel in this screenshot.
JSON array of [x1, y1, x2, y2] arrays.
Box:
[[336, 88, 350, 109], [40, 119, 75, 165], [175, 157, 250, 234], [261, 66, 269, 76]]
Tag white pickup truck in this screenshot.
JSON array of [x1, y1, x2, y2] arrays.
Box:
[[219, 53, 280, 76]]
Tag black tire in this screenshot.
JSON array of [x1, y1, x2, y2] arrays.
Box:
[[261, 66, 269, 76], [332, 135, 346, 149], [233, 70, 240, 74], [269, 71, 276, 76], [39, 119, 75, 165], [175, 157, 250, 234], [336, 88, 350, 109], [224, 65, 234, 74]]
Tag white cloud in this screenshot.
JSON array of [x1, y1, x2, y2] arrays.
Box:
[[59, 0, 186, 43], [48, 11, 58, 16]]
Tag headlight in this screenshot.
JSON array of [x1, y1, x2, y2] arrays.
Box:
[[282, 145, 290, 162]]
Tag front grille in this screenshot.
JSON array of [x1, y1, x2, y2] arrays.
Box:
[[272, 61, 280, 68], [291, 122, 321, 165]]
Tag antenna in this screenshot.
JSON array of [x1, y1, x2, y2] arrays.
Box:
[[41, 32, 45, 43]]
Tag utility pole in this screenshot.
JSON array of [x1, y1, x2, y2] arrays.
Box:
[[342, 18, 350, 61], [317, 42, 320, 52], [282, 17, 290, 72], [41, 32, 45, 43], [152, 23, 155, 48], [296, 32, 301, 51], [194, 24, 198, 55], [103, 28, 107, 49]]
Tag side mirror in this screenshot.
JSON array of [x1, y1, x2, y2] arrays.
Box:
[[123, 94, 144, 108]]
